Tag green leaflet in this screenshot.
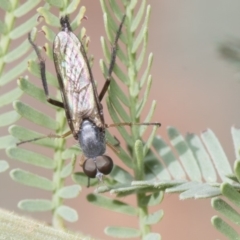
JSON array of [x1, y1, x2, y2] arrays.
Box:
[[0, 52, 35, 86], [72, 172, 98, 187], [185, 133, 217, 182], [109, 0, 124, 22], [68, 6, 86, 30], [143, 233, 161, 240], [139, 192, 163, 207], [168, 127, 202, 182], [201, 129, 233, 182], [212, 198, 240, 225], [18, 77, 48, 104], [231, 126, 240, 159], [0, 160, 9, 172], [106, 97, 133, 146], [9, 14, 39, 39], [108, 93, 131, 123], [62, 145, 81, 159], [0, 0, 11, 11], [139, 100, 157, 136], [0, 135, 17, 149], [144, 149, 170, 181], [10, 169, 54, 191], [0, 88, 23, 107], [140, 53, 153, 88], [56, 205, 78, 222], [9, 125, 55, 148], [7, 147, 55, 169], [234, 160, 240, 182], [13, 101, 58, 130], [110, 165, 133, 184], [0, 20, 7, 34], [41, 25, 56, 42], [18, 199, 53, 212], [87, 194, 138, 216], [57, 185, 81, 199], [143, 210, 164, 225], [179, 183, 221, 200], [131, 4, 150, 54], [130, 0, 146, 32], [0, 111, 20, 127], [14, 0, 41, 17], [105, 226, 141, 238], [212, 216, 240, 240], [60, 162, 74, 178], [4, 39, 30, 63], [65, 0, 81, 15], [221, 183, 240, 208], [27, 60, 59, 88], [37, 7, 59, 27], [153, 136, 186, 179], [136, 75, 152, 118], [46, 0, 64, 8]]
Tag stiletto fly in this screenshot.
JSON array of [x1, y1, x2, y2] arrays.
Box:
[[26, 14, 160, 183]]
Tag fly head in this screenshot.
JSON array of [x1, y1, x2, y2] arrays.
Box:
[[83, 155, 113, 180]]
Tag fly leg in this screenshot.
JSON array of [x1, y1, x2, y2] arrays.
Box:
[[106, 141, 120, 154], [98, 14, 126, 102], [17, 131, 72, 146], [28, 32, 64, 109], [98, 15, 161, 129], [79, 155, 91, 187], [105, 122, 161, 128], [79, 154, 85, 167]]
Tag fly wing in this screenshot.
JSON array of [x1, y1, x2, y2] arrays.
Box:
[[53, 31, 102, 136]]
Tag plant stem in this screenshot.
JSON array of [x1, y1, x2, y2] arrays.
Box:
[[52, 102, 67, 229], [126, 2, 151, 237]]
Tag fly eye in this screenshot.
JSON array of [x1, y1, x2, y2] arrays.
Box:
[[83, 155, 113, 178], [95, 155, 113, 175], [83, 158, 97, 178]]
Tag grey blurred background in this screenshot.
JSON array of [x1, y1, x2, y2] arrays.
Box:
[[1, 0, 240, 239]]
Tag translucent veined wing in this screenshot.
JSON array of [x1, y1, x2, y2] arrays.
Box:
[[53, 29, 102, 137]]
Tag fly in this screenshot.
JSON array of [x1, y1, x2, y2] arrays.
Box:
[[26, 14, 160, 183]]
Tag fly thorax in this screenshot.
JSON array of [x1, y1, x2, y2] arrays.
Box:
[[92, 108, 104, 128], [78, 119, 106, 158]]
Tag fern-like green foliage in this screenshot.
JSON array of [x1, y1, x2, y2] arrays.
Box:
[[216, 39, 240, 240], [0, 0, 43, 172], [74, 1, 162, 238], [1, 0, 240, 239], [6, 0, 86, 228]]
